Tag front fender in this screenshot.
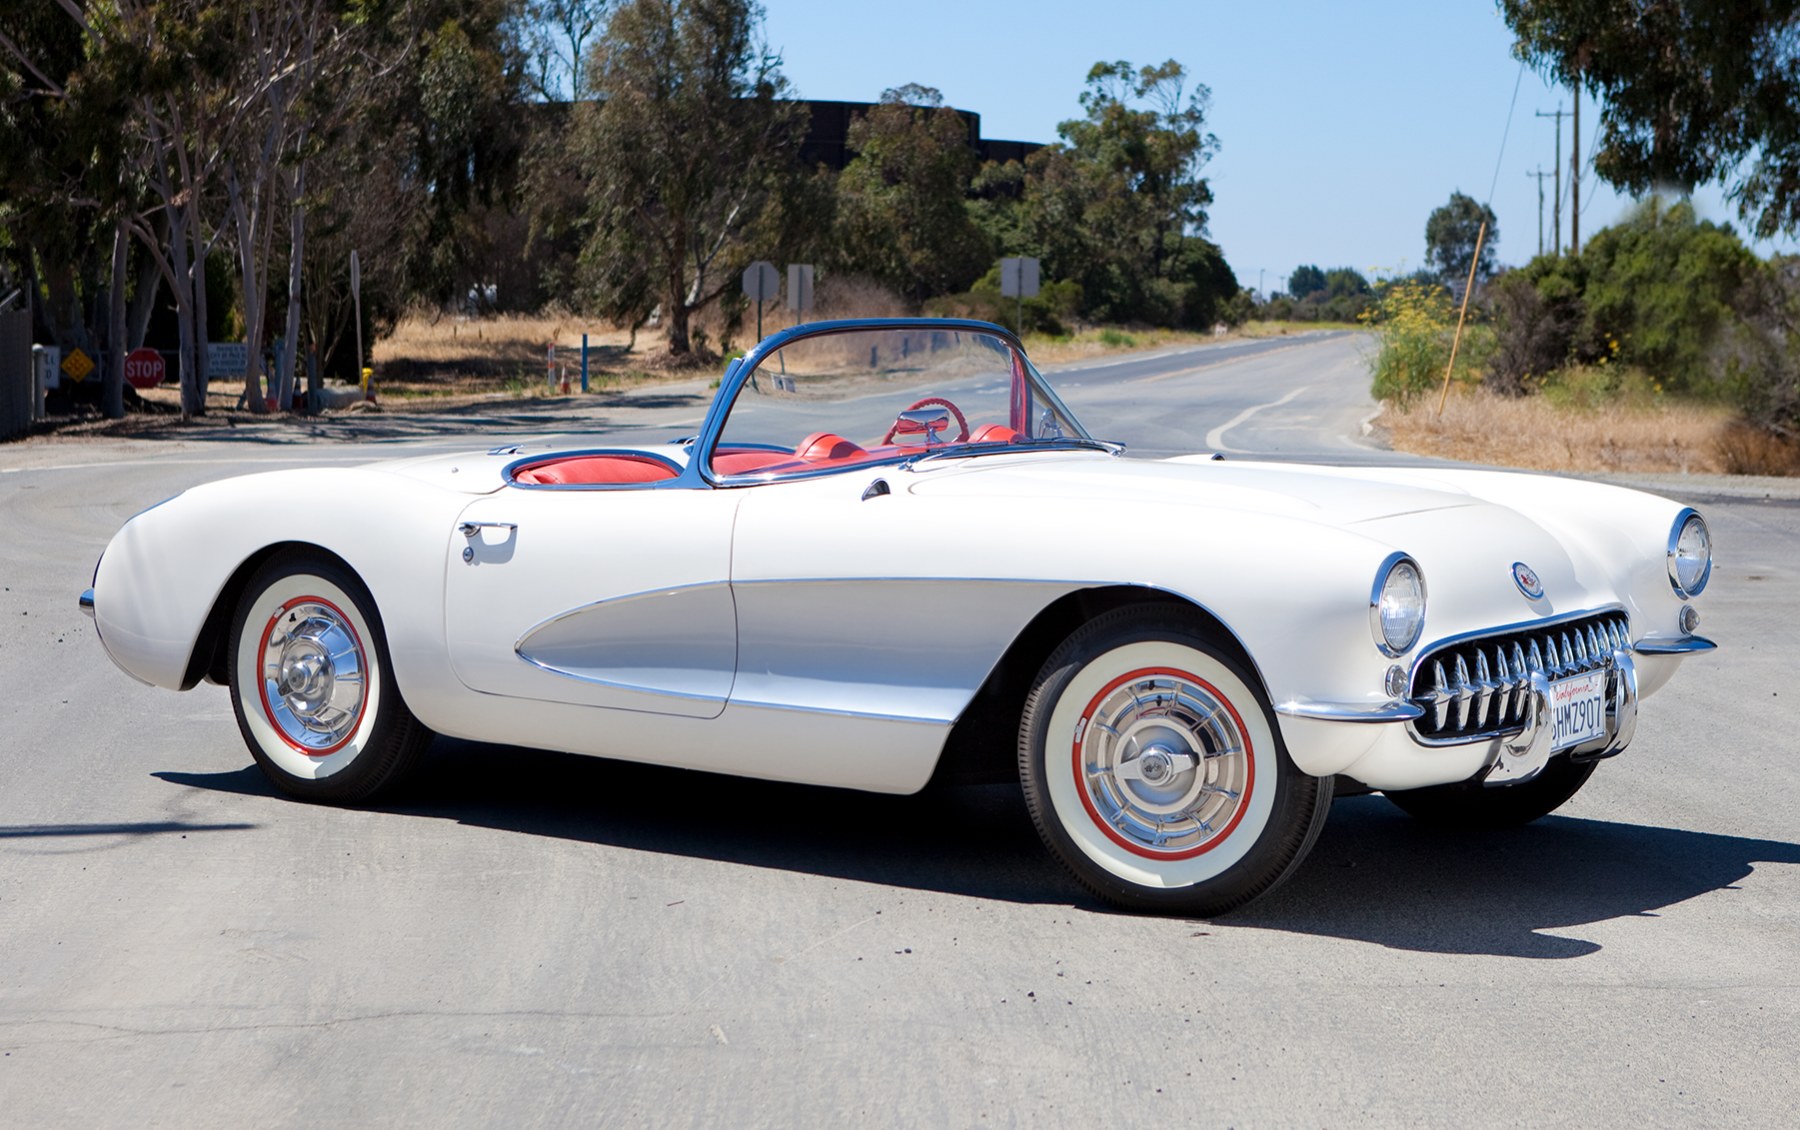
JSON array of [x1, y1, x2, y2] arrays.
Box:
[[91, 469, 468, 707]]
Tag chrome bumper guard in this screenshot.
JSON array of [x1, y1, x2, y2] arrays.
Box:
[[79, 589, 95, 619], [1484, 648, 1639, 785]]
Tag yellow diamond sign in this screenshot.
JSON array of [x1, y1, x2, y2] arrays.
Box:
[[62, 347, 94, 383]]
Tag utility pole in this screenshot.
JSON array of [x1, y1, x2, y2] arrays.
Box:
[[1527, 167, 1553, 257], [1570, 87, 1581, 255], [1535, 107, 1566, 255]]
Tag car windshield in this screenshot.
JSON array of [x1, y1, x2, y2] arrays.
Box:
[[707, 325, 1092, 481]]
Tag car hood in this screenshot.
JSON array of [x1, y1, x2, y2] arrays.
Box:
[[904, 452, 1484, 525]]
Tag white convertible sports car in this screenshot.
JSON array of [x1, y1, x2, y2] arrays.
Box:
[[82, 318, 1717, 916]]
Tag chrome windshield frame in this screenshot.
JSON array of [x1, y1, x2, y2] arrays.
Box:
[[691, 317, 1098, 487]]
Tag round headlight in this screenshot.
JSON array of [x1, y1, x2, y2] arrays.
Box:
[[1371, 554, 1426, 656], [1667, 510, 1711, 598]]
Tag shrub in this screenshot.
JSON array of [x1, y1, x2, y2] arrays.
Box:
[[1362, 278, 1469, 404], [1485, 268, 1582, 395]]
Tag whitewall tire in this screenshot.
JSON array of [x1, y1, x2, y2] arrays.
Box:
[[228, 551, 431, 803], [1020, 606, 1333, 915]]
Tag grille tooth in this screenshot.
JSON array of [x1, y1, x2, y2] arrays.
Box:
[[1587, 625, 1603, 659], [1493, 647, 1512, 722], [1509, 643, 1528, 719], [1528, 639, 1545, 676], [1452, 655, 1472, 729], [1561, 632, 1576, 671], [1473, 650, 1493, 727], [1573, 629, 1588, 667], [1432, 660, 1449, 730]]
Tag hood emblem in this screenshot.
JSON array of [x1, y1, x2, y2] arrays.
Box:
[[1512, 562, 1545, 601]]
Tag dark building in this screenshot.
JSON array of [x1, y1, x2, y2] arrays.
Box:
[[793, 99, 1044, 170]]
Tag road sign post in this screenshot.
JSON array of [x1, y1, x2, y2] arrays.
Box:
[[123, 348, 165, 390], [786, 264, 814, 320], [1000, 256, 1041, 334], [742, 260, 780, 343], [350, 249, 365, 392]]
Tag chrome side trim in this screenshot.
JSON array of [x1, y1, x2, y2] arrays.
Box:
[[509, 656, 727, 705], [513, 575, 1104, 649], [79, 589, 95, 619], [725, 697, 949, 726], [1633, 634, 1718, 655], [1276, 698, 1424, 723]]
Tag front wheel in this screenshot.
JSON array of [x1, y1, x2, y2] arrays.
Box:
[[1019, 606, 1333, 916], [228, 551, 431, 803], [1383, 756, 1596, 828]]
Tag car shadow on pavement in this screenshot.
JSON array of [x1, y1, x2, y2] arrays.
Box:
[[157, 739, 1064, 905], [1239, 794, 1800, 958], [156, 747, 1800, 959]]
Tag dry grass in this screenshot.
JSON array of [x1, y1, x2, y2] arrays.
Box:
[[1382, 386, 1736, 474], [1716, 420, 1800, 475]]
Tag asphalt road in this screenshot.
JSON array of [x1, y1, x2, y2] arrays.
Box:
[[3, 333, 1797, 1126]]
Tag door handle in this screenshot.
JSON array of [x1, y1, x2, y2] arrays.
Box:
[[459, 521, 517, 538]]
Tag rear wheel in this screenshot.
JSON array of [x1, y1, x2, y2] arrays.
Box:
[[228, 551, 431, 803], [1384, 756, 1596, 828], [1019, 606, 1333, 916]]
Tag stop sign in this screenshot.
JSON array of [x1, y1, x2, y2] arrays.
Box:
[[124, 348, 165, 390]]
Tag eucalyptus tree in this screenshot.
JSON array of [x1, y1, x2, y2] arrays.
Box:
[[575, 0, 807, 356], [833, 84, 991, 303]]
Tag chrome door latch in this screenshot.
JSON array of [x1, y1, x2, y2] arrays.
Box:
[[458, 521, 517, 563]]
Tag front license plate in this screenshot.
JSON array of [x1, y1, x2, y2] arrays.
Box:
[[1549, 670, 1608, 752]]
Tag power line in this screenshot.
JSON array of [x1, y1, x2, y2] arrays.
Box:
[[1486, 59, 1529, 209]]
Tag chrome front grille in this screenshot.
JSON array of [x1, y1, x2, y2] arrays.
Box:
[[1408, 610, 1631, 744]]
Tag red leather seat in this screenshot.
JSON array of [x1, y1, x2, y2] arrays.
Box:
[[970, 423, 1021, 443], [795, 432, 865, 462], [712, 450, 794, 474], [512, 455, 680, 485]]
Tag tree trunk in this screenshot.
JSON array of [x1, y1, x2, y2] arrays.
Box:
[[278, 160, 305, 411], [189, 197, 211, 414], [127, 235, 161, 353], [231, 171, 268, 413], [104, 217, 128, 420], [166, 205, 201, 419]]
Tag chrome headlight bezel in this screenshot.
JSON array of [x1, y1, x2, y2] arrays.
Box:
[[1667, 509, 1712, 599], [1370, 552, 1427, 657]]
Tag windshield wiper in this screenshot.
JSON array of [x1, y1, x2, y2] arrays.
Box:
[[901, 436, 1124, 469]]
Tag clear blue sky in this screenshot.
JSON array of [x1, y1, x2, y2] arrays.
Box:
[[761, 0, 1794, 295]]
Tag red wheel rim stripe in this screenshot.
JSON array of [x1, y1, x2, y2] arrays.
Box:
[[1070, 666, 1256, 860], [256, 594, 369, 758]]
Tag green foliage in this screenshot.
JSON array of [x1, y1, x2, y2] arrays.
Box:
[[1717, 255, 1800, 439], [931, 266, 1082, 335], [1579, 199, 1757, 393], [976, 58, 1237, 329], [1287, 264, 1325, 299], [832, 85, 992, 302], [1501, 0, 1800, 239], [1424, 192, 1498, 288], [1362, 277, 1470, 404], [574, 0, 810, 356], [1324, 267, 1370, 300]]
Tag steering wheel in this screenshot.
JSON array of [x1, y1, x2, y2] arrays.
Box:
[[883, 396, 970, 445]]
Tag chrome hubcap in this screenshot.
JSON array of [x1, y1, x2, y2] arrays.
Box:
[[260, 600, 366, 753], [1077, 671, 1252, 856]]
